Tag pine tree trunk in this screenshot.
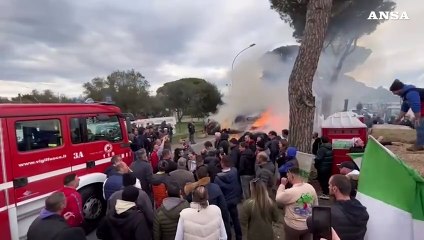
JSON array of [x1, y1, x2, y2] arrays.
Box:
[[288, 0, 332, 153]]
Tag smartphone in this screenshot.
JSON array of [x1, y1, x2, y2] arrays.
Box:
[[312, 206, 332, 240]]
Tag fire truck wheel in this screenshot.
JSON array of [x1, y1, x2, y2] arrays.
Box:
[[80, 185, 106, 230]]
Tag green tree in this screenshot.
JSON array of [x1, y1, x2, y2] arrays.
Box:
[[83, 69, 151, 114], [0, 97, 11, 103], [10, 89, 74, 103], [157, 78, 222, 122], [270, 0, 396, 116]]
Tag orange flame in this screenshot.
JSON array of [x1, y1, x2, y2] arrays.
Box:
[[250, 109, 288, 132]]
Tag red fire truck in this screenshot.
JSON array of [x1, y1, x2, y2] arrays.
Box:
[[0, 103, 133, 239]]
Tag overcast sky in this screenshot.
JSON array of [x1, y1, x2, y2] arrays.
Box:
[[0, 0, 421, 98]]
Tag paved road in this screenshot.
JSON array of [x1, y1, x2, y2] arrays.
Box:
[[87, 135, 214, 240]]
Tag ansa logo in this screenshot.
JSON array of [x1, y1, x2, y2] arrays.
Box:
[[104, 144, 113, 153]]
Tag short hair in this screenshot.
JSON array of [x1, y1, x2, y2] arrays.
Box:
[[288, 167, 301, 176], [268, 131, 277, 137], [220, 155, 231, 167], [204, 141, 213, 148], [136, 148, 147, 157], [123, 173, 137, 187], [158, 160, 169, 172], [282, 129, 289, 135], [178, 157, 187, 168], [63, 173, 76, 186], [239, 142, 247, 148], [166, 181, 181, 198], [45, 192, 66, 212], [330, 174, 352, 196], [111, 155, 122, 164], [196, 165, 209, 179]]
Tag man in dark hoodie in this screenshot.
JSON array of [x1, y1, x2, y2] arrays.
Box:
[[202, 141, 221, 182], [266, 131, 280, 164], [390, 79, 424, 151], [107, 173, 153, 226], [315, 136, 333, 199], [229, 138, 241, 168], [319, 174, 368, 240], [215, 155, 242, 240], [27, 192, 86, 240], [238, 142, 256, 200], [153, 181, 190, 240], [97, 186, 151, 240]]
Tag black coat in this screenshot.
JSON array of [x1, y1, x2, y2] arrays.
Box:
[[27, 213, 86, 240], [97, 207, 152, 240], [332, 199, 369, 240], [239, 149, 256, 176], [314, 143, 333, 172]]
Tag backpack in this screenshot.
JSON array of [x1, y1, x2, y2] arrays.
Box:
[[403, 88, 424, 101]]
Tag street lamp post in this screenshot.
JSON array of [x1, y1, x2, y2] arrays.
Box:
[[229, 43, 256, 89], [231, 43, 256, 71]]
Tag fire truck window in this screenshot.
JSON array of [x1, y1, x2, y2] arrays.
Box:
[[70, 118, 84, 144], [15, 119, 63, 152], [86, 116, 122, 143]]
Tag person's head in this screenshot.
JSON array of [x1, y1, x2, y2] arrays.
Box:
[[389, 79, 405, 96], [188, 151, 196, 160], [287, 167, 303, 184], [282, 129, 289, 137], [329, 174, 352, 199], [122, 173, 137, 187], [192, 185, 209, 209], [166, 181, 182, 198], [111, 155, 123, 166], [158, 160, 169, 172], [162, 149, 172, 160], [215, 132, 221, 140], [63, 173, 80, 188], [116, 161, 129, 174], [204, 141, 213, 149], [249, 178, 273, 219], [174, 148, 183, 161], [122, 186, 139, 203], [256, 152, 268, 165], [244, 134, 252, 142], [338, 161, 356, 175], [268, 131, 277, 140], [321, 136, 330, 144], [256, 140, 265, 151], [312, 132, 319, 139], [220, 155, 231, 169], [239, 142, 247, 151], [229, 138, 238, 147], [45, 192, 66, 214], [279, 138, 289, 150], [136, 148, 148, 161], [177, 157, 188, 170], [153, 143, 160, 151], [196, 165, 209, 180], [287, 147, 297, 159]]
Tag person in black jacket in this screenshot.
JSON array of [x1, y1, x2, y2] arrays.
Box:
[[215, 155, 242, 240], [229, 138, 241, 169], [329, 174, 369, 240], [187, 122, 196, 144], [315, 136, 333, 199], [27, 192, 86, 240], [312, 132, 322, 155], [238, 142, 256, 200], [97, 186, 152, 240], [266, 131, 280, 164]]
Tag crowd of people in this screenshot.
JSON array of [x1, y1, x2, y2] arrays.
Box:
[[27, 122, 371, 240]]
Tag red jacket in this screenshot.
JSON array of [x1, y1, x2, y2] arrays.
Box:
[[150, 151, 159, 173], [60, 187, 83, 227]]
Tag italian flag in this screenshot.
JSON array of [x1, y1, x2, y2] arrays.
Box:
[[355, 136, 424, 240]]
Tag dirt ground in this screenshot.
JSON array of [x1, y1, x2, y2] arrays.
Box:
[[385, 143, 424, 176]]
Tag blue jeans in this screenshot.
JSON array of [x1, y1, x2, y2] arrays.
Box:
[[417, 119, 424, 146]]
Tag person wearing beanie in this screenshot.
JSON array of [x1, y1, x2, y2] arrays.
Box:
[[97, 186, 152, 240], [107, 173, 153, 227], [390, 79, 424, 151]]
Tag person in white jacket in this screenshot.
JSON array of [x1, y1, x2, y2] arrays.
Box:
[[175, 186, 227, 240]]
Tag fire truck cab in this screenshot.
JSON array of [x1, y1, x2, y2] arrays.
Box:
[[0, 103, 133, 240]]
